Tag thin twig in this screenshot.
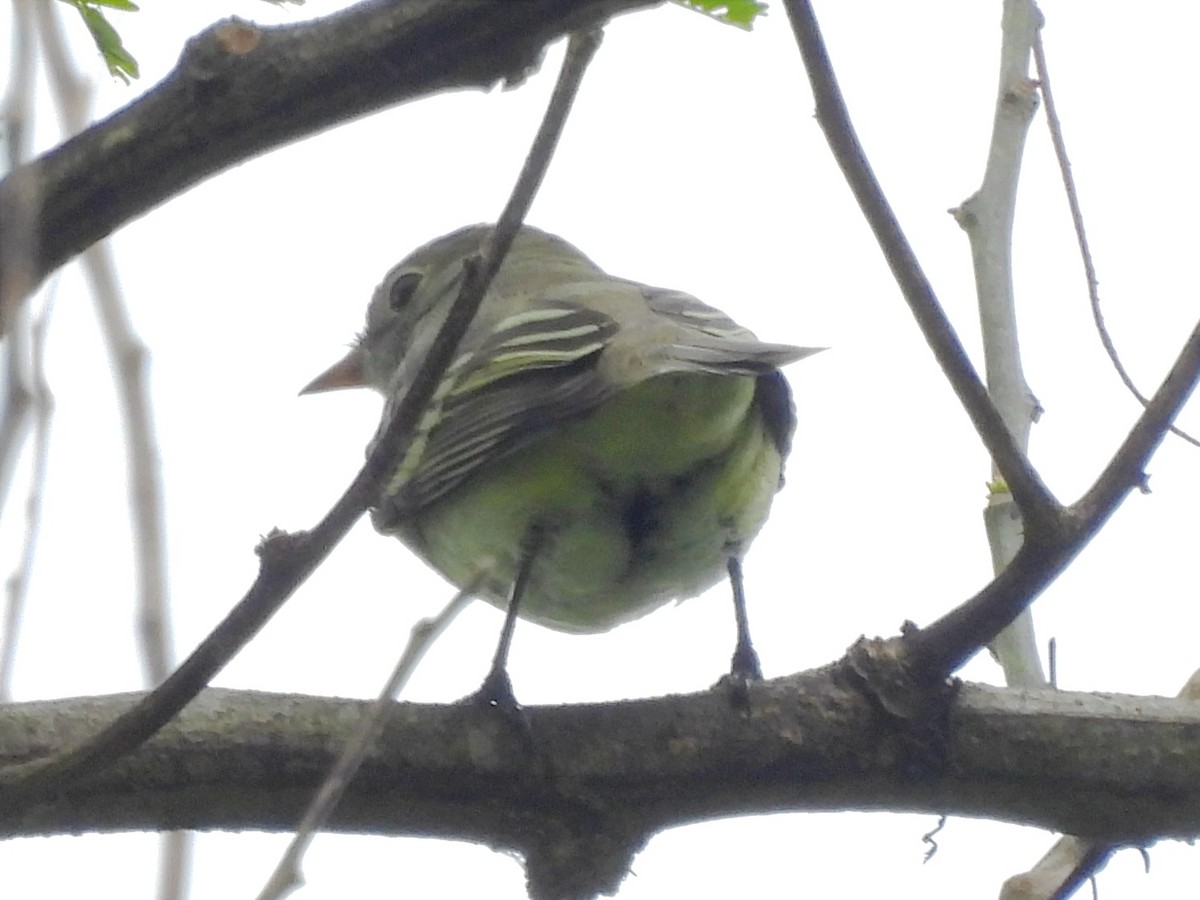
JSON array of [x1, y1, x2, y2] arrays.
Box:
[[0, 0, 40, 335], [37, 0, 174, 688], [0, 308, 32, 702], [0, 310, 32, 541], [257, 586, 476, 900], [0, 0, 37, 518], [83, 248, 175, 682], [1033, 32, 1199, 449], [35, 6, 191, 897], [0, 24, 604, 804], [0, 299, 53, 703], [0, 0, 41, 703], [474, 30, 604, 288]]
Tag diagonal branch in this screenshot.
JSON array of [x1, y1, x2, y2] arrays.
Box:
[[912, 318, 1200, 674], [780, 0, 1060, 533], [781, 0, 1200, 689], [1033, 33, 1199, 450], [0, 17, 605, 802], [257, 28, 605, 900]]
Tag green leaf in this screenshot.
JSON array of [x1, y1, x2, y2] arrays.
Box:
[[61, 0, 140, 82], [672, 0, 768, 29], [81, 0, 139, 12]]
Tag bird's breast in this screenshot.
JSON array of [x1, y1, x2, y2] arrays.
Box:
[[378, 371, 788, 633]]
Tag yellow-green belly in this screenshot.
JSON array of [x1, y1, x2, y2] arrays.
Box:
[[385, 372, 784, 633]]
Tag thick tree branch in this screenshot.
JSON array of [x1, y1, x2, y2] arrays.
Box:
[[0, 681, 1198, 899], [0, 0, 659, 329]]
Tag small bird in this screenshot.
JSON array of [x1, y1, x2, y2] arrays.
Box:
[[303, 225, 820, 706]]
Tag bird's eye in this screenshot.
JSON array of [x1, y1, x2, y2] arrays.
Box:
[[388, 271, 423, 311]]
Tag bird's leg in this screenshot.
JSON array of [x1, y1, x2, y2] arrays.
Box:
[[472, 524, 544, 723], [725, 556, 763, 705]]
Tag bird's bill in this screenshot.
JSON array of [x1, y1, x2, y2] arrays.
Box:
[[299, 346, 367, 395]]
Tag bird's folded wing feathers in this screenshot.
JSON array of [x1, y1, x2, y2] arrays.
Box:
[[641, 287, 809, 374], [380, 286, 807, 512], [381, 302, 619, 511]]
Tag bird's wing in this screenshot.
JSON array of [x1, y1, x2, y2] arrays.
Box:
[[640, 286, 808, 465], [379, 301, 619, 512], [640, 286, 812, 374]]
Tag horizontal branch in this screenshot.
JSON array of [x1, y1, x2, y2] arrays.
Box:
[[1, 680, 1197, 897], [0, 0, 658, 327]]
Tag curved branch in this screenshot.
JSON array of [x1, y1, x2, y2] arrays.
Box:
[[780, 0, 1059, 527], [1033, 33, 1199, 450], [912, 318, 1200, 673], [0, 0, 658, 330], [781, 0, 1200, 703]]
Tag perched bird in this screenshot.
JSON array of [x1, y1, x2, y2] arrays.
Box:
[[303, 225, 819, 703]]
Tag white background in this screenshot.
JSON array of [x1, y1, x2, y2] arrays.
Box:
[[2, 1, 1198, 897]]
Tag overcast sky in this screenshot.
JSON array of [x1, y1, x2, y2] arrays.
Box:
[[2, 1, 1199, 898]]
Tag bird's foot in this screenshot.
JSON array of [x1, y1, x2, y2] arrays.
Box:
[[719, 642, 763, 711], [467, 666, 535, 755]]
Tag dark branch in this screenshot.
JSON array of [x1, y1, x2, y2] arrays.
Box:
[[0, 5, 609, 802], [0, 682, 1196, 900], [257, 29, 606, 897], [911, 318, 1200, 673], [780, 0, 1059, 530], [1075, 319, 1200, 526], [780, 0, 1200, 686], [0, 0, 658, 329]]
